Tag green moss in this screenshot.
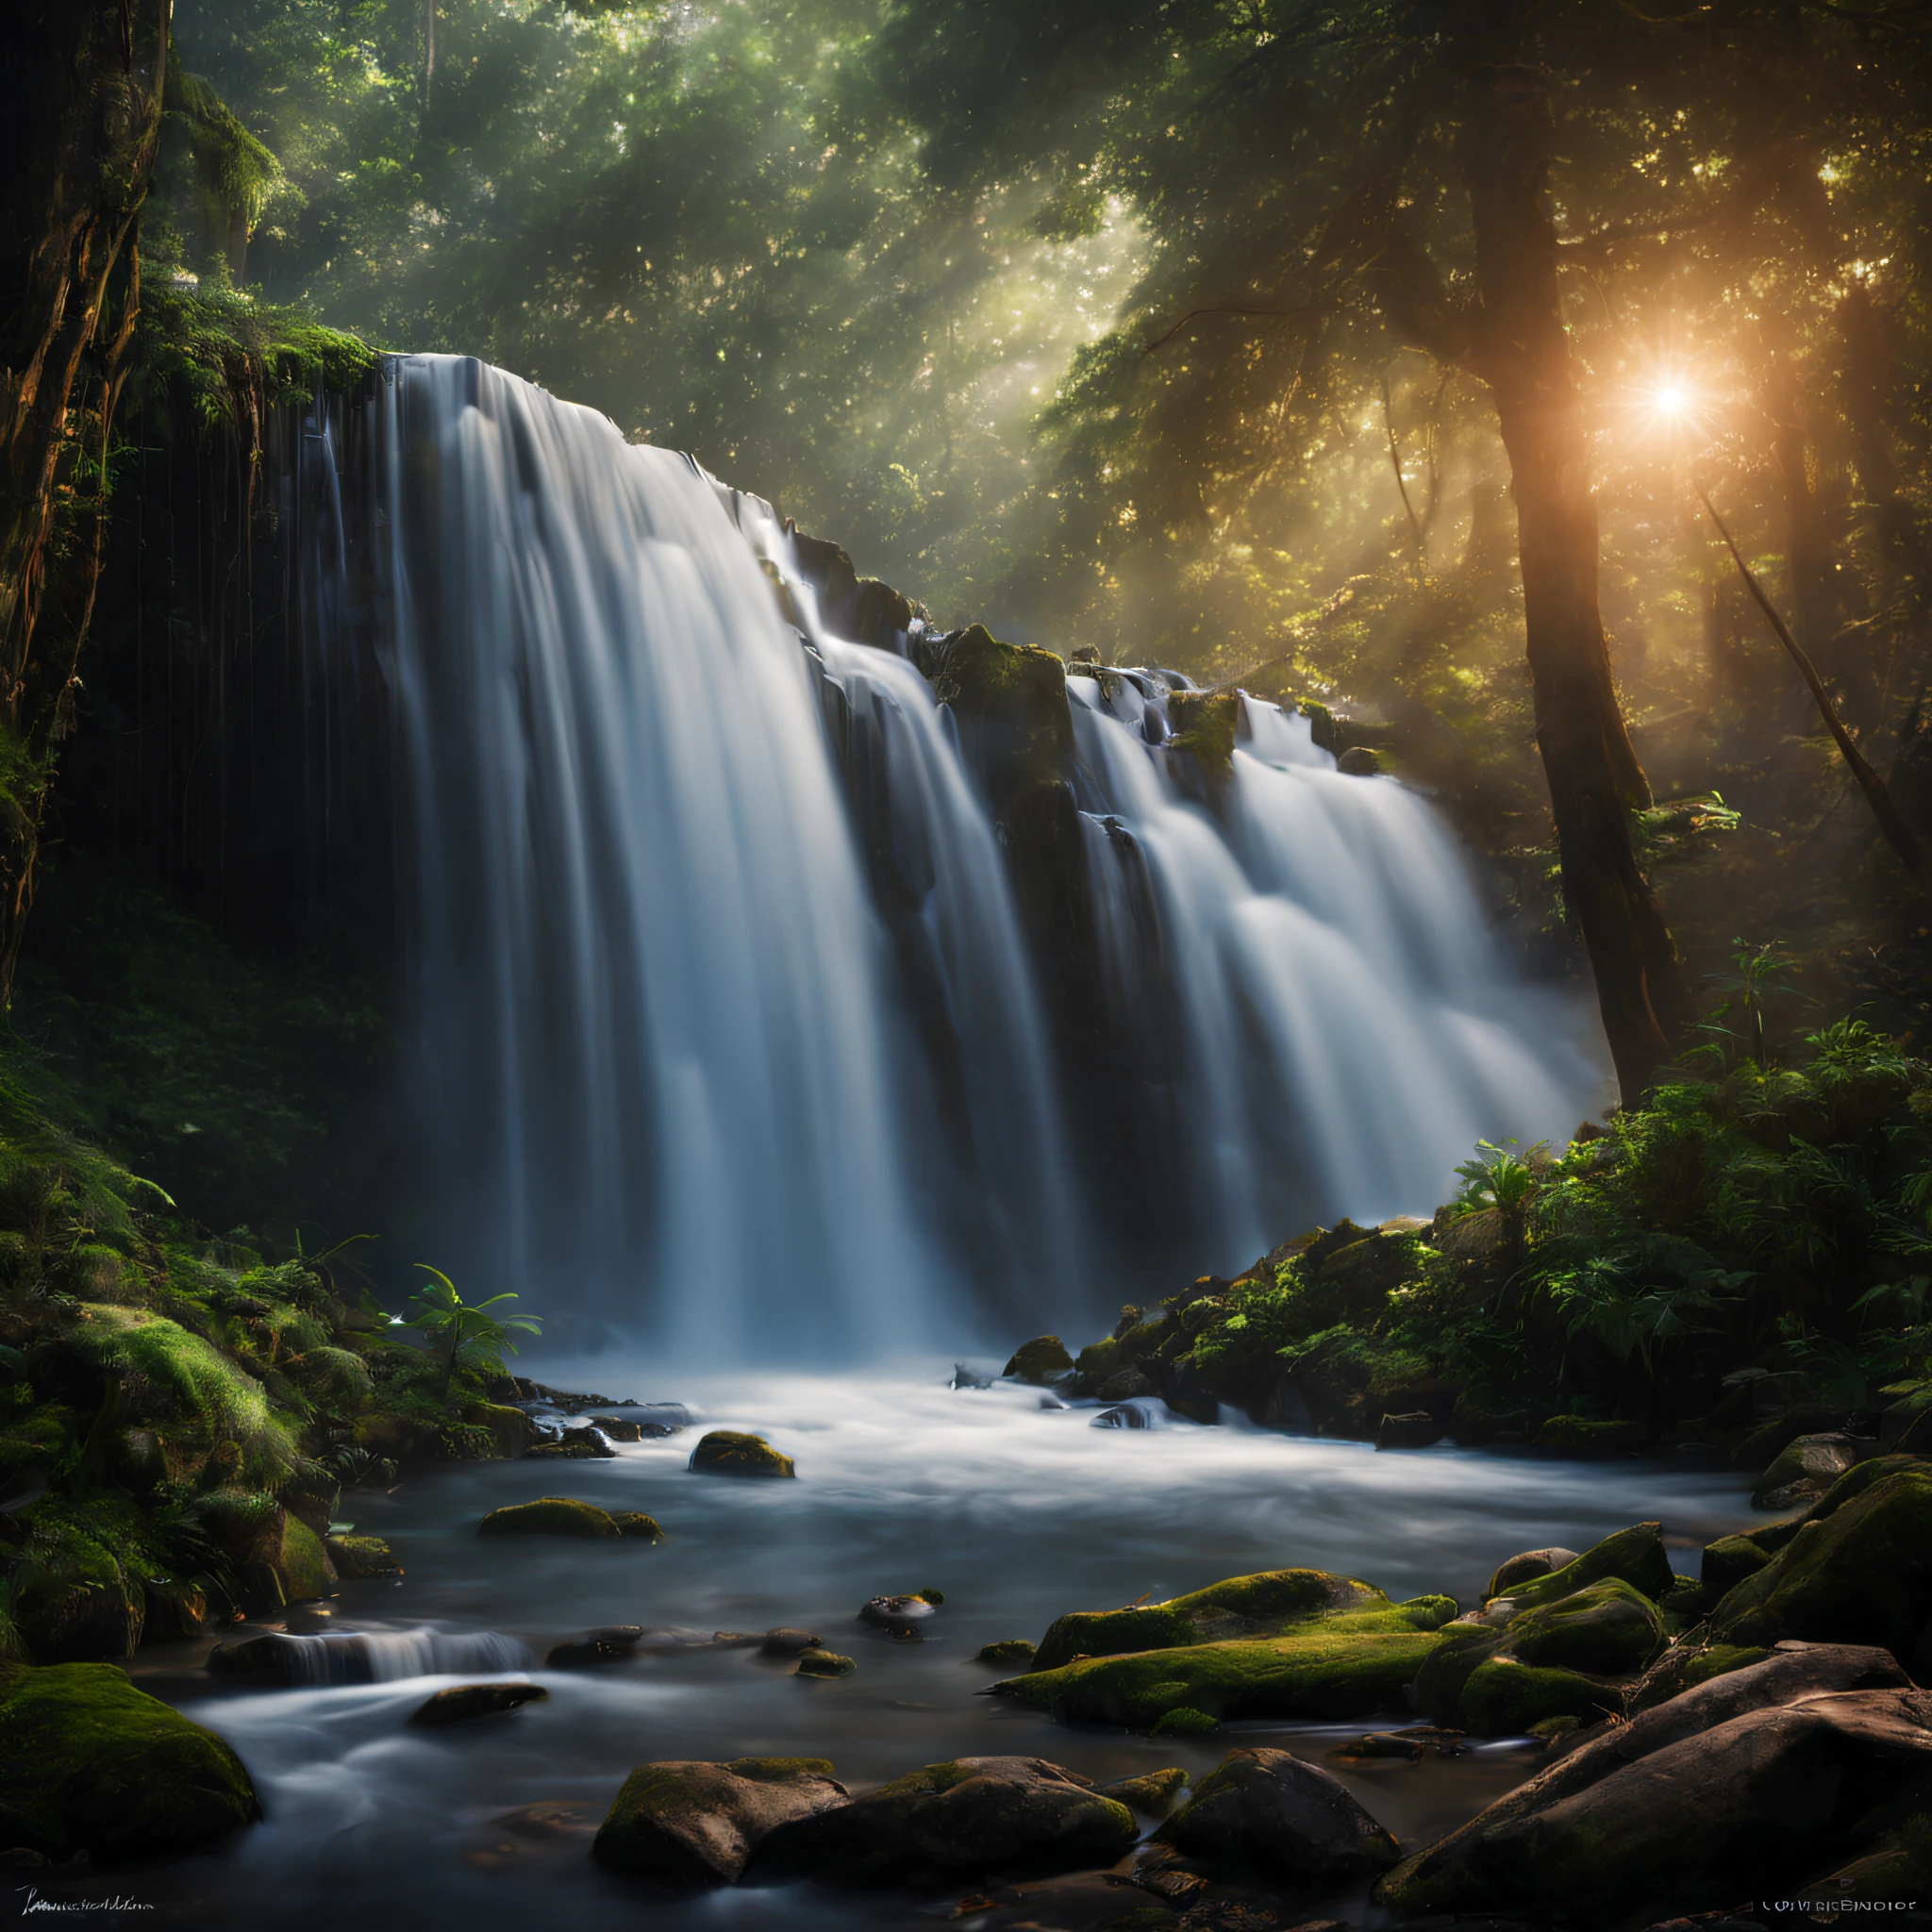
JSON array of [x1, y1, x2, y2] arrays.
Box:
[[1502, 1577, 1666, 1676], [9, 1523, 143, 1662], [0, 1662, 257, 1861], [996, 1624, 1445, 1727], [1004, 1335, 1074, 1383], [725, 1757, 837, 1780], [976, 1639, 1037, 1666], [688, 1429, 796, 1477], [1149, 1706, 1219, 1736], [477, 1496, 620, 1539], [463, 1401, 538, 1458], [1711, 1467, 1932, 1658], [1031, 1567, 1390, 1672], [795, 1649, 857, 1677], [611, 1511, 663, 1540], [1499, 1523, 1675, 1608], [1165, 688, 1242, 784], [1458, 1657, 1624, 1734], [325, 1535, 398, 1577]]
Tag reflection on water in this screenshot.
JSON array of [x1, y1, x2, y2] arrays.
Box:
[[97, 1371, 1755, 1929]]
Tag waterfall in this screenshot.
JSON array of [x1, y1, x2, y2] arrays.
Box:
[[298, 353, 1604, 1356]]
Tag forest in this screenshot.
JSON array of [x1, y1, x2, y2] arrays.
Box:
[[4, 1, 1932, 1928]]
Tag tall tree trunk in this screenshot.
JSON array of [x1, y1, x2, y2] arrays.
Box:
[[0, 0, 170, 1001], [1461, 46, 1686, 1103]]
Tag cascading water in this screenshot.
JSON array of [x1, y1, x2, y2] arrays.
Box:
[[300, 353, 1606, 1356]]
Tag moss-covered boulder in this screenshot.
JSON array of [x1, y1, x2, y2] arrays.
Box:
[[688, 1429, 795, 1477], [1156, 1745, 1398, 1881], [0, 1663, 258, 1861], [757, 1756, 1136, 1885], [464, 1401, 541, 1459], [976, 1640, 1037, 1667], [996, 1599, 1455, 1728], [326, 1534, 400, 1577], [595, 1757, 849, 1888], [1503, 1578, 1668, 1678], [11, 1524, 145, 1661], [796, 1649, 857, 1678], [915, 625, 1074, 817], [611, 1510, 662, 1539], [261, 1511, 335, 1601], [1710, 1467, 1932, 1667], [1031, 1567, 1396, 1672], [1495, 1523, 1675, 1610], [1096, 1767, 1189, 1816], [1003, 1336, 1074, 1385], [477, 1496, 620, 1538], [1754, 1430, 1860, 1508], [1165, 688, 1242, 791], [1487, 1547, 1580, 1599], [409, 1682, 548, 1726]]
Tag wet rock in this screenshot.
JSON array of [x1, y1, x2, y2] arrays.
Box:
[[1004, 1336, 1075, 1384], [1374, 1410, 1442, 1450], [1709, 1466, 1932, 1664], [326, 1534, 400, 1576], [546, 1625, 644, 1668], [758, 1627, 822, 1657], [1495, 1523, 1675, 1610], [1380, 1643, 1912, 1916], [1334, 1727, 1467, 1762], [409, 1682, 548, 1726], [757, 1755, 1138, 1884], [590, 1415, 645, 1442], [1487, 1548, 1580, 1599], [1000, 1590, 1456, 1729], [1097, 1767, 1190, 1816], [594, 1757, 849, 1888], [0, 1662, 258, 1862], [1753, 1430, 1860, 1508], [477, 1497, 620, 1539], [795, 1649, 857, 1678], [610, 1511, 662, 1540], [1157, 1746, 1399, 1882], [557, 1424, 621, 1457], [976, 1640, 1037, 1667], [1336, 745, 1383, 776], [688, 1430, 796, 1478], [1031, 1568, 1399, 1673], [1099, 1368, 1154, 1403], [951, 1364, 992, 1390], [1379, 1686, 1932, 1926], [463, 1401, 541, 1458], [207, 1633, 308, 1681], [860, 1592, 939, 1633], [1505, 1578, 1668, 1678], [1091, 1404, 1149, 1428]]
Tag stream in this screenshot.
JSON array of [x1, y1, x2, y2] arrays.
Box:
[[87, 1370, 1759, 1930]]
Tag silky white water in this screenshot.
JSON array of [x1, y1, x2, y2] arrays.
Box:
[[333, 355, 1606, 1355]]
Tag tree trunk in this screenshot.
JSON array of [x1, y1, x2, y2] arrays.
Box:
[[0, 0, 170, 1002], [1462, 45, 1686, 1103]]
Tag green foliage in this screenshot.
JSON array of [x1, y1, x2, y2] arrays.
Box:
[[404, 1266, 540, 1402]]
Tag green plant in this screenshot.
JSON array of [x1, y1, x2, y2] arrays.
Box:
[[403, 1267, 541, 1406]]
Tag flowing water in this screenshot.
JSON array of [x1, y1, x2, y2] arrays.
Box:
[[307, 354, 1607, 1356], [100, 1371, 1757, 1931]]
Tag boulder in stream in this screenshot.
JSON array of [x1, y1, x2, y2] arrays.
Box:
[[546, 1625, 644, 1668], [759, 1626, 822, 1657], [1753, 1429, 1861, 1508], [477, 1496, 620, 1538], [859, 1592, 939, 1634], [795, 1648, 857, 1677], [756, 1755, 1137, 1884], [1486, 1547, 1580, 1599], [1003, 1336, 1074, 1384], [1156, 1745, 1399, 1881], [594, 1757, 849, 1887], [327, 1534, 400, 1576], [1096, 1767, 1190, 1816], [688, 1430, 796, 1478], [409, 1682, 548, 1726], [0, 1662, 258, 1861]]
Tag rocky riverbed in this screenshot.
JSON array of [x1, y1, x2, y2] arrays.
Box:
[[18, 1367, 1908, 1931]]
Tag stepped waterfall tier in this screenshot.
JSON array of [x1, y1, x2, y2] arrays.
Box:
[[293, 354, 1604, 1354]]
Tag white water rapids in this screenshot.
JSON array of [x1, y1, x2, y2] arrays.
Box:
[[323, 354, 1606, 1356]]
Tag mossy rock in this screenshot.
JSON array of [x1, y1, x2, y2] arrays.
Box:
[[1097, 1766, 1190, 1813], [795, 1649, 857, 1678], [11, 1524, 144, 1662], [1165, 688, 1242, 787], [409, 1682, 548, 1726], [1457, 1656, 1624, 1734], [1031, 1567, 1393, 1673], [995, 1614, 1448, 1727], [1752, 1429, 1859, 1507], [463, 1401, 540, 1459], [1150, 1707, 1220, 1737], [1495, 1522, 1675, 1609], [1710, 1466, 1932, 1665], [1502, 1577, 1666, 1677], [0, 1662, 258, 1861], [1486, 1546, 1579, 1599], [611, 1511, 663, 1540], [916, 625, 1074, 814], [1627, 1641, 1773, 1712], [326, 1534, 400, 1577], [477, 1496, 620, 1538], [1701, 1531, 1777, 1596], [976, 1640, 1038, 1667], [594, 1756, 849, 1887], [1003, 1336, 1074, 1385], [265, 1512, 335, 1601], [688, 1430, 795, 1478]]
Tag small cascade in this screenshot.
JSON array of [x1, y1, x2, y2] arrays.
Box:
[[248, 1627, 534, 1685], [282, 353, 1605, 1352]]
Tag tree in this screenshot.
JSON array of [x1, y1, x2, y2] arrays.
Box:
[[0, 0, 170, 1002], [871, 0, 1929, 1097], [404, 1264, 541, 1404]]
